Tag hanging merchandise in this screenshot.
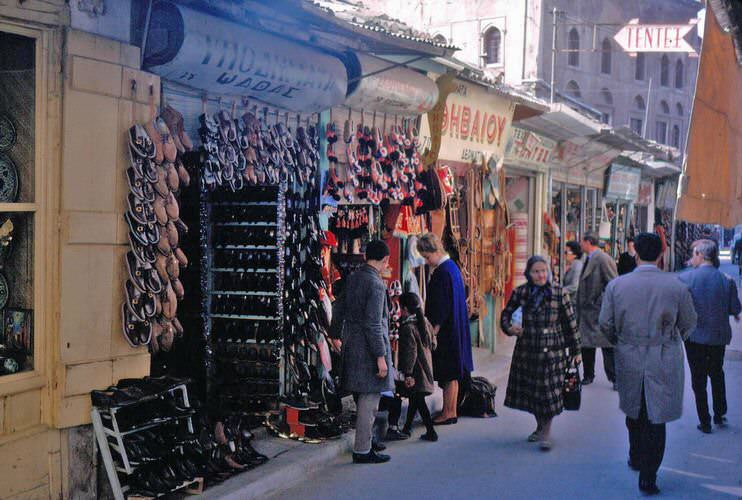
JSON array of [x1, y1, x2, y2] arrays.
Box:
[[122, 91, 191, 352], [323, 119, 424, 207]]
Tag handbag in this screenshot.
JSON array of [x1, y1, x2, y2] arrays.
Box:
[[563, 362, 581, 411]]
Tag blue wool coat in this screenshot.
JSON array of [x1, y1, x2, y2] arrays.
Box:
[[425, 258, 473, 383], [678, 265, 741, 345]]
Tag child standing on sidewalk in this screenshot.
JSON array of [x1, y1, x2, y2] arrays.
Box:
[[398, 293, 438, 442]]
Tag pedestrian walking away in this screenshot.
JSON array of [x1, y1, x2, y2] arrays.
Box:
[[678, 239, 741, 433], [599, 232, 697, 495], [577, 232, 618, 387], [562, 240, 584, 306], [500, 255, 581, 451], [397, 292, 438, 442], [417, 233, 473, 426], [329, 239, 394, 464]]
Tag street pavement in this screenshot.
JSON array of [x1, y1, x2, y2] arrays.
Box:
[[272, 258, 742, 500]]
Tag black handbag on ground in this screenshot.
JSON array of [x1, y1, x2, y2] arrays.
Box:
[[563, 363, 581, 411]]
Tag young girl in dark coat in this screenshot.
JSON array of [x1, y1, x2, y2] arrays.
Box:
[[398, 293, 438, 442]]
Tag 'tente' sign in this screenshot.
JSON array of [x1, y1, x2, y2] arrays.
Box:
[[613, 19, 697, 53]]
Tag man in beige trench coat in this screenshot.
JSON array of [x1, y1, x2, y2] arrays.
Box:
[[599, 233, 697, 495]]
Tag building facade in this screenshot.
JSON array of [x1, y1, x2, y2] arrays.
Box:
[[377, 0, 701, 150]]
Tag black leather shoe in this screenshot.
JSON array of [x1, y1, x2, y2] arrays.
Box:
[[352, 450, 390, 464], [713, 415, 727, 426], [582, 377, 594, 385], [697, 423, 712, 434], [385, 428, 410, 441], [420, 431, 438, 442], [639, 480, 660, 496], [372, 440, 386, 452]]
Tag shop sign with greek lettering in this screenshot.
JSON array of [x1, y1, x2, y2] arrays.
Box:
[[420, 79, 515, 164], [505, 127, 557, 171], [144, 3, 348, 112]]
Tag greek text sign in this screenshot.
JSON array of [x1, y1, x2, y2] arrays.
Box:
[[420, 80, 515, 164], [605, 164, 642, 201], [614, 20, 696, 53], [144, 2, 347, 112], [505, 127, 557, 170]]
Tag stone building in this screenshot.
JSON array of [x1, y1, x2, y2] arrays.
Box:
[[375, 0, 702, 150]]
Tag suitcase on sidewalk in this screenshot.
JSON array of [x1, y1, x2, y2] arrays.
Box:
[[457, 375, 497, 418]]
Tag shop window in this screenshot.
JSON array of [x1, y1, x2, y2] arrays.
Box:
[[484, 27, 502, 65], [660, 55, 669, 87], [0, 31, 37, 377], [601, 38, 612, 74], [672, 125, 681, 148], [656, 121, 668, 144], [675, 60, 684, 88], [630, 118, 643, 136], [568, 28, 580, 67], [635, 53, 645, 81], [565, 187, 582, 243]]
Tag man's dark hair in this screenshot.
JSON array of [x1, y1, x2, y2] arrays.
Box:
[[634, 232, 663, 262], [565, 240, 583, 258], [582, 232, 599, 246], [626, 237, 634, 244], [365, 239, 390, 261]]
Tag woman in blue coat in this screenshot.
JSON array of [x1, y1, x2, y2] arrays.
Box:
[[417, 233, 473, 425]]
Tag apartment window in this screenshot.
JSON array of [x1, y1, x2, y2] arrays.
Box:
[[660, 55, 670, 86], [660, 100, 670, 115], [675, 60, 684, 89], [634, 95, 646, 110], [484, 27, 502, 65], [568, 28, 580, 67], [601, 88, 613, 105], [601, 112, 612, 125], [676, 102, 684, 116], [630, 118, 643, 136], [601, 38, 612, 74], [0, 31, 39, 378], [672, 125, 681, 148], [656, 121, 668, 144], [566, 80, 582, 99], [635, 53, 645, 81]]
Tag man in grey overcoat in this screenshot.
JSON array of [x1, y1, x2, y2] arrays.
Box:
[[578, 232, 618, 386], [599, 233, 697, 495], [329, 239, 394, 464]]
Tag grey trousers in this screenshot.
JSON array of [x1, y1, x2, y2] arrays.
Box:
[[354, 392, 381, 454]]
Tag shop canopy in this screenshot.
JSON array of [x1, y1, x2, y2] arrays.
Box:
[[677, 0, 742, 227]]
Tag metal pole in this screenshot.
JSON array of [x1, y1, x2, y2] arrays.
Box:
[[642, 77, 652, 139], [550, 7, 558, 103]]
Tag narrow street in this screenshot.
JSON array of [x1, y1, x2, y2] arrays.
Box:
[[274, 259, 742, 500]]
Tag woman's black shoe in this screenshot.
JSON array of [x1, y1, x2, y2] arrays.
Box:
[[420, 431, 438, 442], [432, 417, 457, 426], [639, 480, 660, 496], [372, 440, 386, 452], [352, 450, 390, 464], [385, 428, 410, 441], [697, 423, 712, 434]]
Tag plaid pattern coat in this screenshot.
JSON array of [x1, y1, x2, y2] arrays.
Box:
[[501, 283, 581, 417]]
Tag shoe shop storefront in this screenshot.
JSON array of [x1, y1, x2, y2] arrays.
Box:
[[0, 1, 457, 498]]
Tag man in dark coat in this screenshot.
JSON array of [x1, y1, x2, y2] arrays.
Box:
[[600, 233, 697, 495], [329, 240, 394, 464], [679, 239, 741, 433], [617, 238, 638, 276], [577, 232, 618, 387]]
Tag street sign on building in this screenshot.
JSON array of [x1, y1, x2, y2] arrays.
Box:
[[613, 19, 697, 53]]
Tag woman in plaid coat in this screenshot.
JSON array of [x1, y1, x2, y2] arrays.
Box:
[[500, 256, 581, 450]]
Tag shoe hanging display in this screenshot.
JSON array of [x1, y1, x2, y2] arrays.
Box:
[[123, 97, 192, 352]]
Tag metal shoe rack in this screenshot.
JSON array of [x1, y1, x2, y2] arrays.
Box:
[[91, 383, 198, 500], [202, 183, 286, 416]]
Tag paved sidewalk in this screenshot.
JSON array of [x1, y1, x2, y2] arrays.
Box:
[[199, 346, 513, 500]]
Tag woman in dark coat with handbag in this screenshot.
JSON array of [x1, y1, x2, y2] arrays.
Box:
[[500, 256, 581, 450], [397, 292, 438, 442]]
